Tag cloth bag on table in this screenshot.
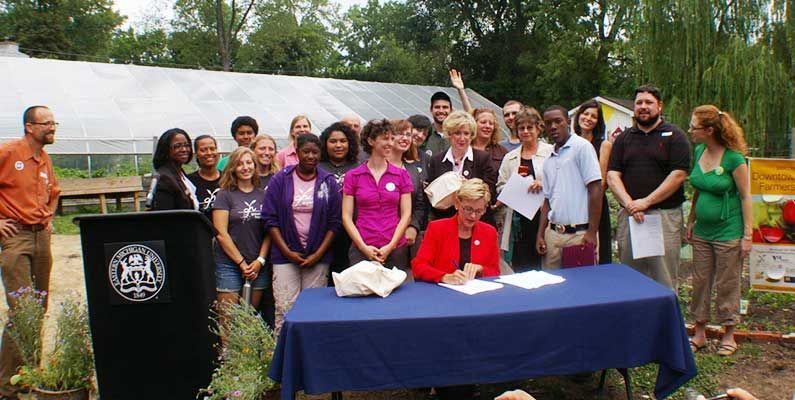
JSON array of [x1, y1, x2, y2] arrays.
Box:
[[332, 260, 407, 298], [424, 171, 461, 210]]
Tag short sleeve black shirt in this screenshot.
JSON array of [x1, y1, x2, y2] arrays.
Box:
[[607, 121, 691, 209], [186, 171, 220, 217]]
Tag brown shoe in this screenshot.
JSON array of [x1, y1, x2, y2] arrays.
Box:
[[717, 343, 738, 356]]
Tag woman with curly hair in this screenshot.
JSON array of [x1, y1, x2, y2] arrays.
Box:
[[685, 105, 751, 357], [342, 119, 413, 280], [319, 122, 360, 278]]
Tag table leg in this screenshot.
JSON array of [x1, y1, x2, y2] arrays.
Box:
[[330, 392, 343, 400], [597, 368, 632, 399]]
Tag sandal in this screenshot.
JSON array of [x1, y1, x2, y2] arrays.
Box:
[[717, 343, 738, 356], [689, 338, 707, 353]]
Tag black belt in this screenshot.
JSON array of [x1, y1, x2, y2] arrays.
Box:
[[16, 223, 46, 232], [550, 223, 589, 234]]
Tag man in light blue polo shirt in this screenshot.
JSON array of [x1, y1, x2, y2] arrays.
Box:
[[536, 105, 603, 269]]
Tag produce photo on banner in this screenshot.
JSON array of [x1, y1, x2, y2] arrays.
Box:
[[749, 158, 795, 293]]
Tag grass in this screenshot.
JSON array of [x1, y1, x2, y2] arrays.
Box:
[[630, 347, 739, 399], [53, 205, 136, 235]]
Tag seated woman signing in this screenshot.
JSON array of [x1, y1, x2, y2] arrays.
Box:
[[412, 178, 500, 284]]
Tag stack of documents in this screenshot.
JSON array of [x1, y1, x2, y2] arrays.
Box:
[[496, 270, 566, 290]]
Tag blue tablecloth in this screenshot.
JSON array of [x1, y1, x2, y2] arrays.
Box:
[[269, 264, 696, 399]]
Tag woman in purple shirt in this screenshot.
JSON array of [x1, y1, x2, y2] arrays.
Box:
[[342, 119, 414, 281], [261, 133, 341, 335]]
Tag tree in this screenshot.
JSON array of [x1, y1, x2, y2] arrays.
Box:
[[214, 0, 256, 71], [630, 0, 793, 156], [108, 28, 170, 65], [0, 0, 123, 60], [236, 0, 338, 75]]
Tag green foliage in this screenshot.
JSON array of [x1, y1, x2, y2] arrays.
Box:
[[202, 301, 277, 400], [52, 214, 80, 235], [108, 27, 170, 65], [0, 0, 123, 59], [236, 0, 338, 74], [632, 350, 736, 399], [5, 287, 46, 368], [9, 294, 94, 392]]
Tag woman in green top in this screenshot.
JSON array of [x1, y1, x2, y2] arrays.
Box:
[[685, 105, 752, 357]]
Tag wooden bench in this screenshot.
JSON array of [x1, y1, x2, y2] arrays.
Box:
[[57, 176, 146, 214]]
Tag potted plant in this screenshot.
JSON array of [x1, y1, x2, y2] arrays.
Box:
[[6, 288, 94, 400], [200, 301, 277, 400]]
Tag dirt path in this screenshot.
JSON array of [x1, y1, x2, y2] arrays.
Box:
[[0, 234, 86, 353]]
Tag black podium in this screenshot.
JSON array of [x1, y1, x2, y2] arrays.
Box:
[[75, 210, 216, 400]]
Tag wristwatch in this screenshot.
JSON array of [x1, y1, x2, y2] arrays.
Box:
[[256, 256, 266, 265]]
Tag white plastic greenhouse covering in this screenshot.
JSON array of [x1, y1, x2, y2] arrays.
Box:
[[0, 56, 504, 155]]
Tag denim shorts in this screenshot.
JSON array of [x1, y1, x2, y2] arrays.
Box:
[[215, 261, 271, 292]]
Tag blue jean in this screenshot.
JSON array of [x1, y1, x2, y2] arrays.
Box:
[[215, 261, 270, 292]]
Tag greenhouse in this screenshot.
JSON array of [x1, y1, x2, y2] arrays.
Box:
[[0, 55, 503, 175]]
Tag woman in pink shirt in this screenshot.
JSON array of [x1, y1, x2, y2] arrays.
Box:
[[342, 119, 414, 281], [276, 115, 312, 168]]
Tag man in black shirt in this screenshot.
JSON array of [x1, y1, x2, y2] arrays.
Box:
[[607, 85, 691, 289]]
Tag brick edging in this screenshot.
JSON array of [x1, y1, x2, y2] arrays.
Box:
[[686, 324, 795, 344]]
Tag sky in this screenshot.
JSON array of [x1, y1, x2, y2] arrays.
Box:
[[113, 0, 371, 28]]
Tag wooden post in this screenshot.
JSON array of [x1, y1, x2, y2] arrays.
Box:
[[99, 194, 108, 214]]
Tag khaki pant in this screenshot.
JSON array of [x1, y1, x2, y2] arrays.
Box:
[[689, 235, 742, 326], [616, 207, 683, 290], [542, 227, 592, 270], [272, 262, 329, 338], [0, 229, 52, 397]]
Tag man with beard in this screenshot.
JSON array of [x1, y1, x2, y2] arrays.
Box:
[[421, 91, 452, 158], [0, 106, 61, 399], [187, 135, 221, 219], [499, 100, 524, 152], [607, 85, 691, 289]]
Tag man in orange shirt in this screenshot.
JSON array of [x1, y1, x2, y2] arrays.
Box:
[[0, 105, 61, 399]]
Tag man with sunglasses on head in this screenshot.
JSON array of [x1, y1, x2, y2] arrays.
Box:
[[0, 106, 61, 400]]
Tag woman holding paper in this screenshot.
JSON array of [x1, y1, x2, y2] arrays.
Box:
[[685, 105, 751, 357], [425, 111, 497, 225], [496, 109, 554, 271], [412, 179, 500, 284]]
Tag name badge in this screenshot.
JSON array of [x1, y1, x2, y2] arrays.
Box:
[[385, 182, 396, 192], [661, 132, 672, 137]]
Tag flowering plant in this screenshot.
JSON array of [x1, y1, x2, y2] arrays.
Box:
[[6, 289, 94, 392], [201, 301, 277, 400]]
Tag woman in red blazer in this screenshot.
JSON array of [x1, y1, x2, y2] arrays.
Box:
[[412, 179, 500, 284]]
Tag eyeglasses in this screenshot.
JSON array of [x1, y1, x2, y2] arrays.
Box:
[[171, 142, 191, 150], [688, 125, 706, 131], [393, 131, 412, 138], [461, 206, 486, 216], [28, 121, 59, 127]]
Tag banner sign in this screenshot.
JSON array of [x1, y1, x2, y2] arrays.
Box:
[[749, 158, 795, 293]]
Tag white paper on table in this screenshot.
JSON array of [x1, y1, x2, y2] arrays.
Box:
[[495, 270, 566, 290], [497, 173, 545, 220], [438, 279, 504, 295], [628, 214, 665, 259]]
